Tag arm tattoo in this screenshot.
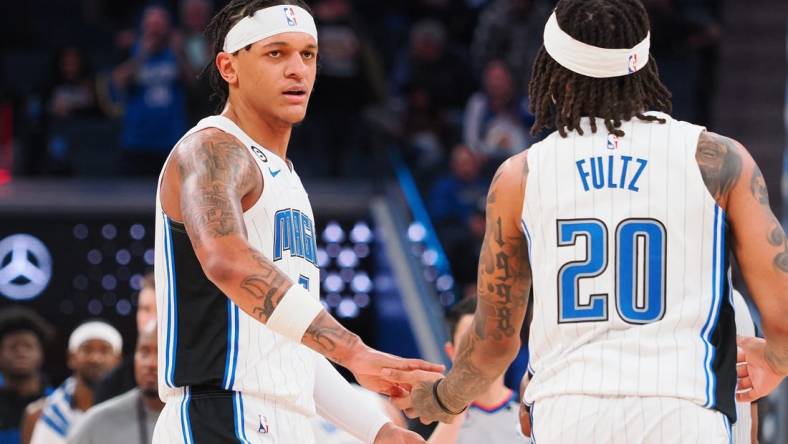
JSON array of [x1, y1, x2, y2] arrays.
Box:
[[303, 311, 360, 365], [696, 132, 743, 203], [750, 166, 770, 206], [442, 155, 532, 411], [241, 272, 289, 322], [748, 165, 788, 273], [178, 132, 257, 246]]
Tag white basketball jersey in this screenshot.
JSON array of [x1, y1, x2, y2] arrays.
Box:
[[521, 112, 738, 422], [154, 115, 321, 416], [732, 289, 756, 443]]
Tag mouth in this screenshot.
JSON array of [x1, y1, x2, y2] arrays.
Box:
[[283, 88, 306, 97]]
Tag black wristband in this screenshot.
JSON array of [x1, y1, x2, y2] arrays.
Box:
[[432, 378, 468, 415]]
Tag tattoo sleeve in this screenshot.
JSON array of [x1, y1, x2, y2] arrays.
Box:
[[440, 155, 532, 411], [178, 131, 256, 247], [177, 131, 294, 324], [750, 166, 788, 274], [696, 131, 743, 204]]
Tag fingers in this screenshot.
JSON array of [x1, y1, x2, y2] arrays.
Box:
[[400, 358, 445, 373], [391, 395, 413, 412], [736, 375, 753, 394], [737, 345, 746, 364], [736, 388, 756, 403], [382, 369, 442, 385], [736, 360, 750, 379]]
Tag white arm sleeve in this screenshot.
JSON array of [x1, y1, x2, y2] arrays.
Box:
[[313, 356, 390, 444]]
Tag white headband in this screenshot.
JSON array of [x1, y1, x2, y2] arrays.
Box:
[[543, 12, 650, 78], [223, 5, 317, 54], [68, 321, 123, 354]]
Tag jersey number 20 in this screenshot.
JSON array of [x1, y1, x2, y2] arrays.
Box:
[[556, 218, 666, 324]]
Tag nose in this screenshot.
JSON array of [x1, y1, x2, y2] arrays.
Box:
[[284, 52, 307, 80]]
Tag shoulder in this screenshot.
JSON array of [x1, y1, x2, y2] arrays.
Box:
[[495, 150, 529, 187], [172, 128, 258, 182], [697, 131, 746, 156], [696, 131, 753, 206], [80, 390, 138, 426], [173, 128, 249, 162]]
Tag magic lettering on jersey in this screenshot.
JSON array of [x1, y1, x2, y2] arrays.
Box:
[[273, 208, 318, 266], [575, 155, 648, 192]]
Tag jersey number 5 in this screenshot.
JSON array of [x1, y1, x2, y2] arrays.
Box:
[[556, 218, 666, 324]]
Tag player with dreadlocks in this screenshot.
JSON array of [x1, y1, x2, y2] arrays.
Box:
[[152, 1, 440, 442], [384, 0, 788, 441]]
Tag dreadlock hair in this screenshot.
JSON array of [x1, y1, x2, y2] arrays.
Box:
[[203, 0, 312, 108], [528, 0, 672, 138]]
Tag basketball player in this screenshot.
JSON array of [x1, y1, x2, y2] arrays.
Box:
[[152, 1, 440, 443], [384, 0, 788, 441]]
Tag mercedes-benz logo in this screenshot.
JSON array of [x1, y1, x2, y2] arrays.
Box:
[[0, 234, 52, 301]]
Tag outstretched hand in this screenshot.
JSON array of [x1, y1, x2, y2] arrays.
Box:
[[384, 369, 457, 425], [345, 347, 444, 398], [736, 336, 786, 402]]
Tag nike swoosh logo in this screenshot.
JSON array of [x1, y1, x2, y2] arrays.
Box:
[[269, 168, 281, 177]]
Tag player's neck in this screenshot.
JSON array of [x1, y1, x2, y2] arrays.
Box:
[[221, 102, 292, 162], [2, 372, 42, 397], [73, 376, 94, 412], [471, 378, 512, 410]]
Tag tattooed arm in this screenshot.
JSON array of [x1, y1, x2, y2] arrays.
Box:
[[168, 129, 442, 392], [696, 132, 788, 389], [388, 152, 531, 423], [439, 151, 532, 411]]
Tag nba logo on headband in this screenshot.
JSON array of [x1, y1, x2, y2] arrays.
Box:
[[284, 7, 298, 26], [627, 53, 638, 74]]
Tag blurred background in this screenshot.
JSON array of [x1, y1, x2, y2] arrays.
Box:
[[0, 0, 785, 442]]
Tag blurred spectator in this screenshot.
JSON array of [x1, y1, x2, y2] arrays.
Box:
[[0, 308, 54, 444], [428, 145, 487, 289], [644, 0, 722, 125], [406, 0, 482, 48], [463, 60, 533, 160], [176, 0, 217, 124], [28, 321, 122, 444], [93, 272, 155, 404], [392, 20, 474, 173], [392, 20, 472, 113], [111, 5, 187, 176], [67, 322, 161, 444], [39, 47, 104, 175], [428, 297, 525, 443], [44, 48, 100, 120], [471, 0, 550, 85], [428, 145, 487, 228], [292, 0, 386, 177]]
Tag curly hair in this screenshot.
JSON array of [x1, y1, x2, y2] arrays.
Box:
[[528, 0, 672, 137], [0, 306, 54, 347], [203, 0, 312, 108]]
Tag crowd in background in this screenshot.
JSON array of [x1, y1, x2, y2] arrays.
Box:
[[0, 0, 726, 292]]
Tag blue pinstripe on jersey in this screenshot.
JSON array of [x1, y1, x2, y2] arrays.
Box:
[[701, 205, 725, 408], [163, 215, 178, 388], [180, 387, 194, 444]]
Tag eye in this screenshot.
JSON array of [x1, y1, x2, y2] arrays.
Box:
[[267, 50, 282, 58], [302, 51, 315, 60]]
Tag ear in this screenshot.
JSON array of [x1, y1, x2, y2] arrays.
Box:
[[216, 51, 238, 87], [444, 342, 455, 361]]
